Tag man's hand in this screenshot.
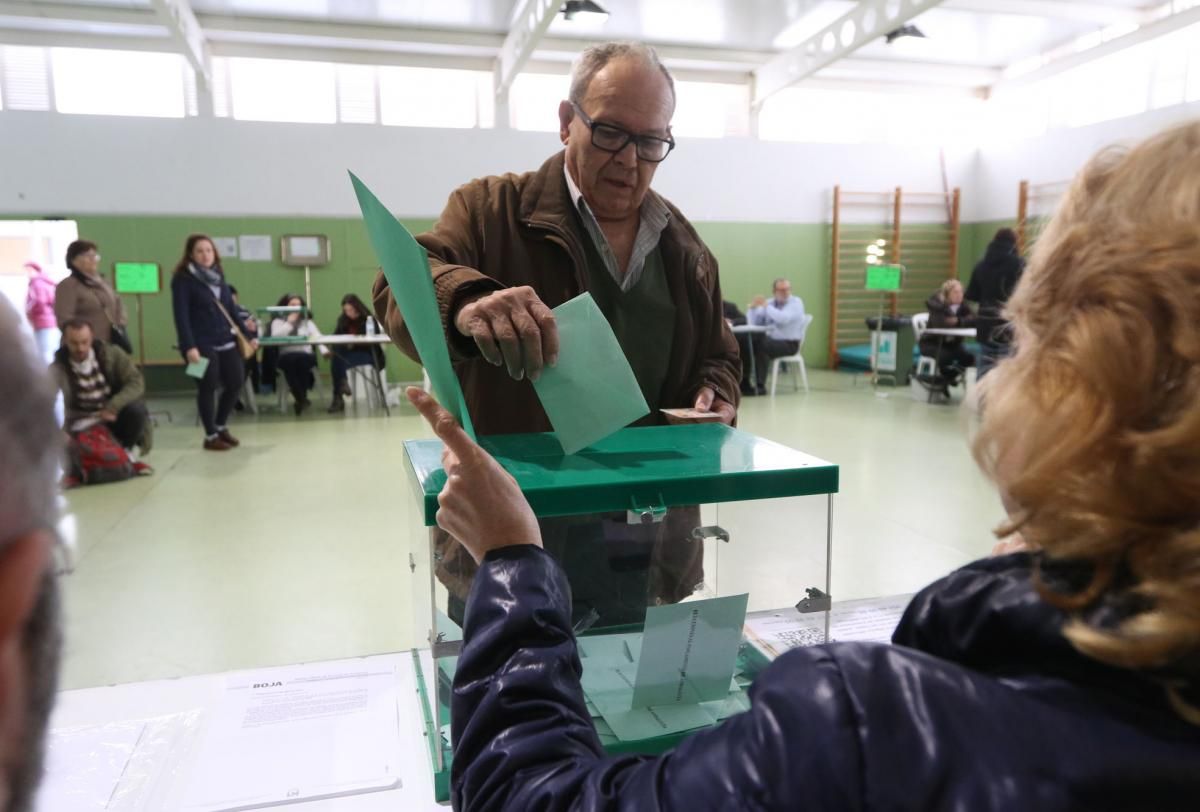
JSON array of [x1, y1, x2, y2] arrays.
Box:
[[693, 387, 736, 426], [185, 347, 201, 364], [407, 387, 542, 562], [98, 410, 117, 423], [453, 286, 558, 382], [751, 295, 767, 308]]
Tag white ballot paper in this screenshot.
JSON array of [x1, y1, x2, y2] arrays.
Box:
[[180, 661, 401, 812], [744, 594, 914, 660]]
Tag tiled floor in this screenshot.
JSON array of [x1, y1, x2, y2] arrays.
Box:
[[58, 370, 1005, 690]]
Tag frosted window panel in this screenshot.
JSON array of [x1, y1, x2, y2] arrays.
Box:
[[379, 67, 484, 128], [671, 81, 750, 139], [52, 48, 185, 118], [760, 88, 980, 145], [212, 57, 231, 118], [509, 73, 569, 132], [1, 46, 52, 111], [337, 64, 377, 124], [229, 58, 336, 124]]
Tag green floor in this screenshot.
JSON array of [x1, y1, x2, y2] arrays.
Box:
[[59, 369, 1004, 690]]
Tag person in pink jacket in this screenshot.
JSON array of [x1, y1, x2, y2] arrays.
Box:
[[24, 262, 59, 364]]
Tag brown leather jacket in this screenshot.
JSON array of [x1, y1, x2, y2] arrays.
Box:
[[373, 151, 740, 605], [372, 150, 741, 437]]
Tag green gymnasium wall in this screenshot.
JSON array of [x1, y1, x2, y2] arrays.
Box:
[[18, 214, 1008, 391]]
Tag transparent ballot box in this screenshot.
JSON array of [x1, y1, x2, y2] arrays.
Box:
[[403, 423, 838, 801]]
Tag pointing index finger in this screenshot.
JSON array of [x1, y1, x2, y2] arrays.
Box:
[[406, 387, 478, 459]]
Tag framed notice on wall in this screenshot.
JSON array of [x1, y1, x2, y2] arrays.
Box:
[[113, 262, 161, 295], [281, 234, 331, 267]]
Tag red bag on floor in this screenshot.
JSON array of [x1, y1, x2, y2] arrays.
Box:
[[67, 424, 133, 486]]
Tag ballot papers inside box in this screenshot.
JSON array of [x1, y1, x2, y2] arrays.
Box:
[[403, 422, 839, 802]]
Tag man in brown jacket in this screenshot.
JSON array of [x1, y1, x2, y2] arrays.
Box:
[[374, 42, 740, 622]]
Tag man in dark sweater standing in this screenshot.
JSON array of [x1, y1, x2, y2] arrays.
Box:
[[966, 228, 1025, 379]]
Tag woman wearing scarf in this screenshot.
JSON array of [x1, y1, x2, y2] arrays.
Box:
[[171, 234, 246, 451], [54, 240, 128, 346]]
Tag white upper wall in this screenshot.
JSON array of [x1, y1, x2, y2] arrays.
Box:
[[970, 100, 1200, 223], [0, 112, 974, 223], [4, 104, 1196, 224]]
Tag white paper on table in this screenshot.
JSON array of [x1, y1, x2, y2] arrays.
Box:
[[178, 661, 401, 812], [237, 235, 272, 262], [744, 594, 914, 659], [36, 720, 145, 811]]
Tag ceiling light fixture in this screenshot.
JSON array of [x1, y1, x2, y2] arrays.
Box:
[[884, 24, 926, 44], [562, 0, 609, 21]]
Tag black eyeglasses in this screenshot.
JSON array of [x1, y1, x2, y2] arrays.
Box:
[[570, 102, 675, 163]]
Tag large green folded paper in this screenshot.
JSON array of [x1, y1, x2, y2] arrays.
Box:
[[349, 172, 475, 439], [531, 293, 649, 455]]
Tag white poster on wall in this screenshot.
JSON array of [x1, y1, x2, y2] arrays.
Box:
[[238, 235, 273, 262], [213, 237, 238, 258]]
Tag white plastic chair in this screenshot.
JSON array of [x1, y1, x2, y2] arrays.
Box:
[[911, 312, 937, 378], [769, 314, 815, 396]]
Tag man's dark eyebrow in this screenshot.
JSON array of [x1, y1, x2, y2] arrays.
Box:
[[592, 117, 671, 140]]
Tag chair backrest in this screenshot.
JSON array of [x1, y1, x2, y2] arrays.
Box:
[[796, 311, 816, 343], [911, 312, 929, 342]]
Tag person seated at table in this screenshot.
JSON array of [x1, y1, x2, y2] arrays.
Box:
[[404, 120, 1200, 811], [268, 294, 328, 416], [0, 298, 66, 812], [919, 278, 975, 386], [741, 278, 806, 395], [327, 293, 385, 414], [50, 318, 152, 461]]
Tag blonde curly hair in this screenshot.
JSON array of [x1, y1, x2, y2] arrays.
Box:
[[974, 121, 1200, 718]]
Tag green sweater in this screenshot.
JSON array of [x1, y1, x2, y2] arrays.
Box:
[[579, 239, 676, 416]]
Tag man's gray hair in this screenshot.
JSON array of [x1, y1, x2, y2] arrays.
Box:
[[0, 298, 61, 546], [568, 41, 676, 109]]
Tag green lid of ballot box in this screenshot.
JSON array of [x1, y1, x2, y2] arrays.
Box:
[[404, 423, 839, 525]]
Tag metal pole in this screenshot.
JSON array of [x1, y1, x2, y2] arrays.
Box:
[[824, 493, 833, 642]]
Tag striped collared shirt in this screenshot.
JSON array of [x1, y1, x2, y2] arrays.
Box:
[[564, 164, 670, 293]]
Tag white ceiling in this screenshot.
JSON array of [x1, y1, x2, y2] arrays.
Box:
[[0, 0, 1184, 98]]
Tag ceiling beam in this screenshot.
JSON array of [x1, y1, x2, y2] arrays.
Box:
[[199, 14, 503, 52], [148, 0, 209, 86], [496, 0, 566, 96], [752, 0, 949, 108], [209, 41, 495, 72], [995, 5, 1200, 90], [0, 28, 168, 54], [0, 1, 152, 26], [942, 0, 1144, 25]]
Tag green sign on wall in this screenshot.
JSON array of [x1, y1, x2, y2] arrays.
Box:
[[865, 263, 904, 292], [114, 262, 161, 295]]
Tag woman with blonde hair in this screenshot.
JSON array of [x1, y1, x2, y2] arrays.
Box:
[[398, 121, 1200, 811], [918, 277, 976, 387]]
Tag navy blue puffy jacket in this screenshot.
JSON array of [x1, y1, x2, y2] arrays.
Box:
[[171, 269, 238, 355], [452, 548, 1200, 811]]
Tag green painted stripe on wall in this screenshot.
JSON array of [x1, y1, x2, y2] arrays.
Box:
[[11, 215, 1005, 387]]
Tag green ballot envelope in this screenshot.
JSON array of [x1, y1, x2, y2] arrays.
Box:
[[185, 357, 210, 379], [350, 172, 474, 438], [404, 422, 840, 801], [532, 293, 649, 454]]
